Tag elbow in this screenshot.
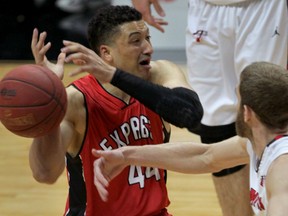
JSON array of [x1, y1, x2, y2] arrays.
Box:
[[186, 102, 203, 135], [183, 93, 204, 135], [31, 169, 62, 184]]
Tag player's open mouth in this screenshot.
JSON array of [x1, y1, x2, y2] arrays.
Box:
[[139, 60, 149, 65]]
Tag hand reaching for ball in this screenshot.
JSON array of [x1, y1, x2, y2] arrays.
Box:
[[31, 28, 66, 80]]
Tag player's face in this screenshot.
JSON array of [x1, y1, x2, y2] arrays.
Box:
[[109, 20, 153, 79]]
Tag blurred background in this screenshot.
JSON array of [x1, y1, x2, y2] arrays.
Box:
[[0, 0, 187, 62]]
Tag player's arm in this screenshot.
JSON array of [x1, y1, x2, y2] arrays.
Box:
[[29, 86, 83, 184], [150, 60, 191, 89], [29, 28, 71, 183], [265, 154, 288, 215], [62, 41, 203, 133], [110, 60, 203, 133], [92, 135, 249, 201], [120, 135, 249, 173]]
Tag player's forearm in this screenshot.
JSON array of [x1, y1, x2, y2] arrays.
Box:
[[121, 142, 215, 174], [29, 127, 66, 184], [111, 69, 203, 133]]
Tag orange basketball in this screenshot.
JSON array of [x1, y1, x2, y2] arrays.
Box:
[[0, 64, 67, 138]]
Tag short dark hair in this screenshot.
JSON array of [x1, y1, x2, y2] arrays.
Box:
[[87, 5, 142, 55], [240, 61, 288, 130]]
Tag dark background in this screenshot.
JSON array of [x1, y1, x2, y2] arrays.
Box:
[[0, 0, 110, 60]]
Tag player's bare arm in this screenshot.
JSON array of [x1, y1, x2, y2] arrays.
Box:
[[265, 154, 288, 215], [64, 86, 87, 157], [29, 29, 86, 183], [150, 60, 191, 89], [207, 136, 249, 171], [119, 135, 247, 173], [91, 135, 249, 201], [29, 86, 86, 184]]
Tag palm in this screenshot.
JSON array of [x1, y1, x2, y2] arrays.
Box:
[[45, 55, 65, 80], [31, 28, 65, 80]]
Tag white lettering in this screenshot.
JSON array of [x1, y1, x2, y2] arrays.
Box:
[[110, 130, 127, 148], [120, 123, 130, 144], [130, 117, 141, 139], [99, 139, 112, 150]]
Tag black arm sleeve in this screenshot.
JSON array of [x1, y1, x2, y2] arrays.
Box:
[[111, 69, 203, 134]]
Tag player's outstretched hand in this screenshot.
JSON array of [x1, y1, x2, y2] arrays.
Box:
[[92, 149, 127, 202], [131, 0, 174, 32], [31, 28, 65, 80], [61, 40, 116, 83]]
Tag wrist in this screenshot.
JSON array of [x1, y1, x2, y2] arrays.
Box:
[[106, 66, 117, 83], [120, 146, 140, 166]]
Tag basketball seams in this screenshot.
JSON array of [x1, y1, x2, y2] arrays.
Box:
[[0, 64, 67, 138], [6, 101, 66, 135], [37, 66, 67, 112], [1, 67, 66, 109], [0, 79, 54, 108], [1, 77, 54, 95]]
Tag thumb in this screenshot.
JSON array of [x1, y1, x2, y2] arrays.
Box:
[[57, 52, 66, 65], [92, 149, 107, 158]]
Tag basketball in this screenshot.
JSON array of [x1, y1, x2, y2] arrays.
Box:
[[0, 64, 67, 138]]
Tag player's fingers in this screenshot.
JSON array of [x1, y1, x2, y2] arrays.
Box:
[[92, 149, 108, 158], [62, 40, 90, 55], [150, 21, 165, 33], [73, 59, 86, 65], [154, 18, 168, 25], [38, 42, 51, 57], [93, 159, 110, 201], [64, 52, 88, 64], [37, 31, 48, 49], [150, 0, 165, 17], [94, 178, 109, 202], [94, 159, 110, 186], [31, 28, 39, 48], [143, 14, 165, 33], [57, 52, 66, 64]]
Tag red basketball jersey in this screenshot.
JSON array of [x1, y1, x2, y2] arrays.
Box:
[[64, 75, 171, 216]]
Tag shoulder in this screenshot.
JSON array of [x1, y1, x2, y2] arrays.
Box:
[[66, 85, 85, 105], [150, 60, 182, 72], [65, 85, 86, 129], [150, 60, 190, 89], [266, 154, 288, 202]]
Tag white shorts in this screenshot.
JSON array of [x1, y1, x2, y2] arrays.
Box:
[[186, 0, 288, 126]]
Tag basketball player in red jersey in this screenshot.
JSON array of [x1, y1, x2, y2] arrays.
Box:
[[29, 5, 203, 216], [92, 62, 288, 216]]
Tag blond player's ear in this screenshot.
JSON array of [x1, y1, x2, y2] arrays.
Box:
[[243, 105, 252, 123]]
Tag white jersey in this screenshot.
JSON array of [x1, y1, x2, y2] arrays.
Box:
[[247, 135, 288, 215], [204, 0, 248, 5]]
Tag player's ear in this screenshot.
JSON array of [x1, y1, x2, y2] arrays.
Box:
[[99, 45, 113, 62], [243, 105, 253, 123]]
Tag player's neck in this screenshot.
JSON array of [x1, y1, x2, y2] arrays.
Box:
[[252, 126, 288, 158], [103, 83, 131, 103]]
